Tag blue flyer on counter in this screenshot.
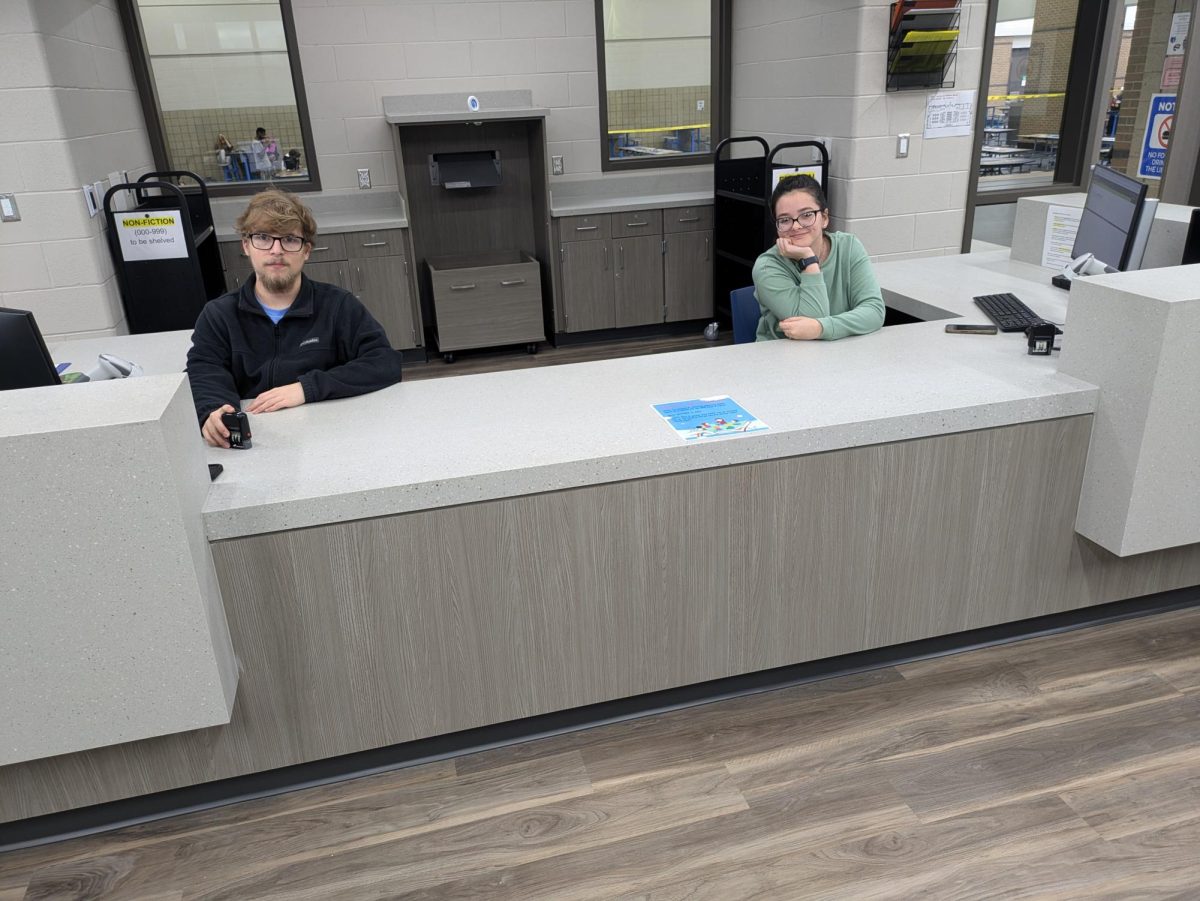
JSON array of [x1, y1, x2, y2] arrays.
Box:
[[653, 395, 769, 441]]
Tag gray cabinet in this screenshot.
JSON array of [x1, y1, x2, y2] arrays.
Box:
[[664, 230, 713, 322], [219, 229, 423, 350], [350, 256, 417, 350], [613, 234, 663, 327], [427, 251, 545, 356], [560, 241, 614, 332], [555, 205, 712, 334]]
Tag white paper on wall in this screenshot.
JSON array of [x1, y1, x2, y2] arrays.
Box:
[[924, 90, 975, 138]]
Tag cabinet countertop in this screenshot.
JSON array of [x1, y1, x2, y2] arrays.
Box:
[[550, 191, 714, 218]]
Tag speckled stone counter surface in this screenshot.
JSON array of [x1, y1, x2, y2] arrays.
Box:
[[0, 374, 237, 765], [1058, 265, 1200, 556], [211, 188, 407, 241], [199, 284, 1098, 541], [549, 167, 713, 216]]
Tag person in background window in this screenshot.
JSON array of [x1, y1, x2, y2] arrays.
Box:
[[256, 126, 279, 170], [752, 174, 884, 342], [187, 189, 403, 448]]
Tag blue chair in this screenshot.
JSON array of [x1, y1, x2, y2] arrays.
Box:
[[731, 286, 760, 344]]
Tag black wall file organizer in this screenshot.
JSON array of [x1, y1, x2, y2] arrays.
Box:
[[887, 0, 960, 92], [103, 171, 225, 334]]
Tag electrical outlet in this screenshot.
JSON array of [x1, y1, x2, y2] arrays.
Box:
[[357, 168, 371, 189], [551, 155, 564, 176], [696, 99, 705, 111], [897, 133, 910, 158]]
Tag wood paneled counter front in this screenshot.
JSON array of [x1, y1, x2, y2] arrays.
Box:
[[3, 253, 1199, 827]]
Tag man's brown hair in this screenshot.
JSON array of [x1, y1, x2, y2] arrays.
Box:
[[235, 188, 317, 244]]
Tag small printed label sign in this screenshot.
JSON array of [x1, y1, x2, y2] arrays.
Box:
[[117, 212, 188, 261]]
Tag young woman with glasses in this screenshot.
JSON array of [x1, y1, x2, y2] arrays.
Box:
[[751, 174, 884, 342]]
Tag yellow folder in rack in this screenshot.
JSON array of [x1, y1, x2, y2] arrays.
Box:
[[890, 28, 959, 74]]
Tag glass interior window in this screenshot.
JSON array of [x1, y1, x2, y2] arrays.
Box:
[[979, 0, 1081, 193], [601, 0, 712, 164], [135, 0, 310, 186], [1097, 1, 1181, 200]]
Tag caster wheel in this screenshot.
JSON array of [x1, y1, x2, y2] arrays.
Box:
[[443, 353, 455, 364], [526, 343, 539, 355]]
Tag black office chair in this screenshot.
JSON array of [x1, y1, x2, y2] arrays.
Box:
[[731, 286, 759, 344]]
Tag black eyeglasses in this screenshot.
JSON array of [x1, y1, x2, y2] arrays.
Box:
[[247, 233, 306, 253], [774, 210, 823, 232]]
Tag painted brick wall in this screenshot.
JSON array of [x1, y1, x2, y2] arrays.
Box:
[[730, 0, 988, 261], [290, 0, 604, 188], [0, 0, 154, 339]]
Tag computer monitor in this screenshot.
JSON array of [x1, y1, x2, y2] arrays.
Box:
[[0, 307, 61, 391], [1070, 165, 1149, 271]]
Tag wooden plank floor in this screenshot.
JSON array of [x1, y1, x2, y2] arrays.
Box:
[[3, 605, 1200, 899]]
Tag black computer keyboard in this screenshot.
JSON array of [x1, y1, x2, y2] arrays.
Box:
[[973, 292, 1057, 333]]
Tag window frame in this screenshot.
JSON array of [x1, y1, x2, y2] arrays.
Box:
[[117, 0, 322, 195], [966, 0, 1114, 211], [594, 0, 731, 172]]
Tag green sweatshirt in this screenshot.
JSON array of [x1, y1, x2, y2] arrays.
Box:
[[752, 231, 885, 341]]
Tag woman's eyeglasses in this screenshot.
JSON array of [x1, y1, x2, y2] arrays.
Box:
[[247, 233, 306, 253], [774, 210, 822, 232]]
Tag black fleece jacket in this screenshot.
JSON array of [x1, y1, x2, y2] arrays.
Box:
[[185, 274, 403, 425]]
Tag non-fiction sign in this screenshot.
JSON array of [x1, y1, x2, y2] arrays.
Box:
[[772, 166, 822, 191], [1138, 94, 1175, 180], [116, 211, 188, 261]]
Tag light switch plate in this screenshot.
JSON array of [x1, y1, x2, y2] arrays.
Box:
[[82, 184, 99, 217], [551, 155, 564, 176], [357, 168, 371, 189], [897, 133, 910, 158], [0, 193, 19, 222]]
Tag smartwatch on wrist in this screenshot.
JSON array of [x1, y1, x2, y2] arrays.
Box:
[[799, 255, 820, 271]]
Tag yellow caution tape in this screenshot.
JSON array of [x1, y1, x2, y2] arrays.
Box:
[[608, 124, 710, 135]]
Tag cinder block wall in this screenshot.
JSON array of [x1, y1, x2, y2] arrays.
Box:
[[0, 0, 154, 339], [729, 0, 989, 261]]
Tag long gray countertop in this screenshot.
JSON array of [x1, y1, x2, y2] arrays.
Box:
[[45, 249, 1100, 543]]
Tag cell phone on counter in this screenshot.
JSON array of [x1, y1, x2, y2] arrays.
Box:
[[945, 323, 998, 335]]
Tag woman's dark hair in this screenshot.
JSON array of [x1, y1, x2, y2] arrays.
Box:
[[771, 174, 828, 214]]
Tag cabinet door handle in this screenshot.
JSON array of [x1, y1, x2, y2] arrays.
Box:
[[361, 241, 388, 248], [450, 283, 476, 291], [677, 216, 700, 223], [575, 225, 598, 232], [312, 245, 330, 252], [603, 245, 608, 270], [618, 244, 624, 271], [626, 220, 648, 227], [500, 278, 526, 286], [705, 237, 710, 261]]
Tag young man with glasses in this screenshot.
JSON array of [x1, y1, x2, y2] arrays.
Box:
[[751, 175, 884, 342], [187, 189, 403, 448]]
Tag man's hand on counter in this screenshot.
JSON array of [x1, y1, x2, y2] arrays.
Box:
[[246, 383, 306, 414], [202, 404, 237, 448]]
